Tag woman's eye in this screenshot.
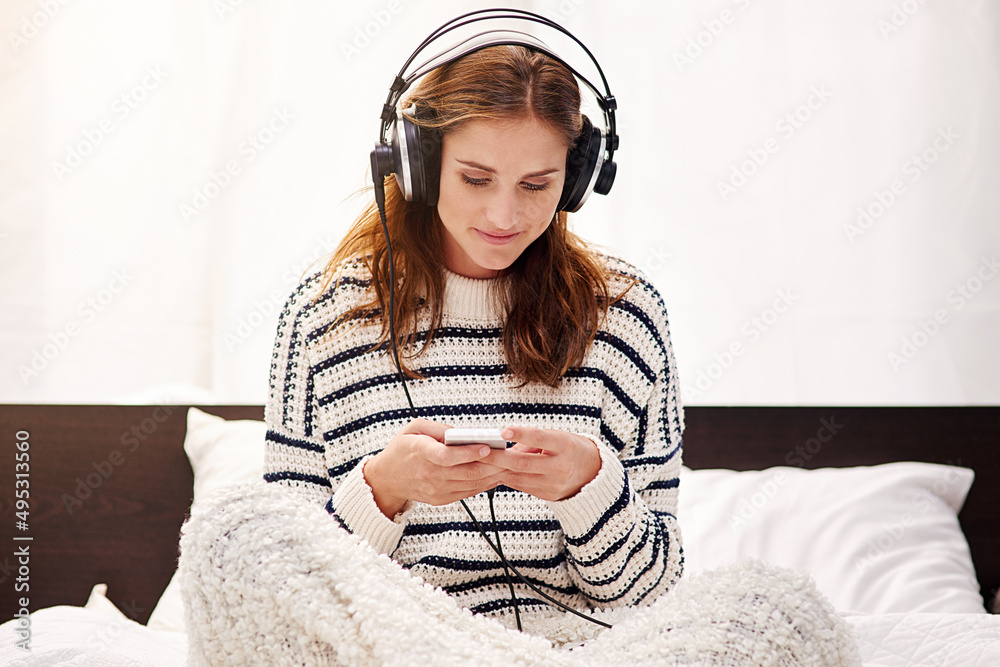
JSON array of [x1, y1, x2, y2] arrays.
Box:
[[462, 174, 489, 188], [522, 182, 550, 192]]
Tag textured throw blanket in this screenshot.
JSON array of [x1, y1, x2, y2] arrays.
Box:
[[178, 482, 860, 667]]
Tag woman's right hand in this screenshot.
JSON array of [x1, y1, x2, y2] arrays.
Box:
[[362, 418, 503, 518]]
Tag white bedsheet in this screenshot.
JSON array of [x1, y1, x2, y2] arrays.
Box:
[[845, 612, 1000, 667], [0, 606, 187, 667], [2, 606, 997, 666]]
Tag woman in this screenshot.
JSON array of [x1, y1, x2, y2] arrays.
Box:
[[263, 42, 684, 631]]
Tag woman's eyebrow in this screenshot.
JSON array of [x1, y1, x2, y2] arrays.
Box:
[[455, 159, 560, 178]]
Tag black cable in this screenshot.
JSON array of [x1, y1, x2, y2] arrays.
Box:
[[487, 488, 521, 630], [371, 170, 611, 631]]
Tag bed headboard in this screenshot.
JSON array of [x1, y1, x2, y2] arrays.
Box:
[[0, 404, 996, 623]]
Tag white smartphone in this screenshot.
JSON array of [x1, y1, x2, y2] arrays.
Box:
[[443, 427, 507, 449]]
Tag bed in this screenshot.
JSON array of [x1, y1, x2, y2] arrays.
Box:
[[1, 404, 997, 665]]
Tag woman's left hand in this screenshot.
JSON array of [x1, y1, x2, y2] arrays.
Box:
[[483, 426, 602, 501]]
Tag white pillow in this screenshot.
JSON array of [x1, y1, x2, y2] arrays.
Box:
[[678, 462, 983, 614], [146, 408, 266, 632]]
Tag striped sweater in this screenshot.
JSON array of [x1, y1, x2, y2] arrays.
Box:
[[263, 255, 684, 625]]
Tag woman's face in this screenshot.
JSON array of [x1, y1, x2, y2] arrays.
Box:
[[436, 116, 567, 279]]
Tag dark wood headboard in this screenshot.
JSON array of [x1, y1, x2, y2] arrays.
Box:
[[0, 405, 996, 623]]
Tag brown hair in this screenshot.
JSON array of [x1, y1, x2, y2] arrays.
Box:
[[319, 45, 622, 387]]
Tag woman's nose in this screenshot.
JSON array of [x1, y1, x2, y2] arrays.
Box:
[[485, 191, 520, 230]]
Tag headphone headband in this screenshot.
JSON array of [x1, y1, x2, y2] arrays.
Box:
[[377, 8, 617, 154]]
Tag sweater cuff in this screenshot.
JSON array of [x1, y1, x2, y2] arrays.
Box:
[[546, 436, 626, 538], [330, 457, 409, 555]]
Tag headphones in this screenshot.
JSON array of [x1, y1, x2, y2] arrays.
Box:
[[370, 8, 619, 213]]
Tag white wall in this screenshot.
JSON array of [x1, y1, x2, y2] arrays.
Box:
[[1, 0, 997, 405]]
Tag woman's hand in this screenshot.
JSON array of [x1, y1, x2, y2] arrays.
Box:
[[484, 426, 602, 501], [363, 418, 504, 518]]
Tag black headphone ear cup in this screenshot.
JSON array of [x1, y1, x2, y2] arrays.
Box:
[[558, 115, 601, 213], [594, 159, 616, 196], [414, 108, 441, 206], [396, 107, 442, 206]]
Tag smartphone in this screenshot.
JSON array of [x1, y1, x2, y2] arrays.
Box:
[[443, 427, 507, 449]]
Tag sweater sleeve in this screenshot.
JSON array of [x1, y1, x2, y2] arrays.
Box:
[[546, 280, 684, 609], [263, 275, 406, 555]]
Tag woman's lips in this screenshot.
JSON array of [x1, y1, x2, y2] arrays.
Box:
[[475, 229, 520, 245]]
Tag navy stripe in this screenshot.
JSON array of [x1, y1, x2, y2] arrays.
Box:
[[332, 275, 371, 289], [263, 470, 331, 489], [326, 402, 600, 442], [568, 511, 659, 589], [599, 422, 627, 453], [578, 519, 663, 603], [309, 322, 502, 352], [265, 429, 324, 454], [326, 453, 369, 480], [568, 527, 631, 569], [565, 367, 642, 418], [646, 478, 680, 491], [633, 516, 678, 601], [572, 521, 648, 588], [444, 573, 578, 598], [277, 274, 323, 428], [325, 498, 352, 534], [319, 364, 509, 406], [610, 296, 669, 360], [403, 519, 560, 536], [304, 366, 317, 438], [565, 477, 630, 547], [415, 553, 566, 573], [635, 407, 648, 456], [593, 331, 656, 384], [469, 597, 551, 616], [623, 451, 680, 471]]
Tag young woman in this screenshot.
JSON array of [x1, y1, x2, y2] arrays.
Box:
[[263, 41, 684, 631]]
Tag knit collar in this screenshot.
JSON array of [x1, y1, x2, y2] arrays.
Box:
[[441, 268, 505, 323]]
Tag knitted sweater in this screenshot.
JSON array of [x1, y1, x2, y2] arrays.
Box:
[[263, 255, 685, 625]]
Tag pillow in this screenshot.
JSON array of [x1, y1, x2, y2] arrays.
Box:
[[146, 408, 266, 632], [84, 583, 130, 621], [678, 462, 983, 614]]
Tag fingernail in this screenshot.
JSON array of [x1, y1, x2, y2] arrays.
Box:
[[501, 428, 513, 440], [480, 446, 490, 457]]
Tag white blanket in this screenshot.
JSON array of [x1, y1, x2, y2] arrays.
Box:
[[4, 606, 999, 666], [177, 481, 861, 666]]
